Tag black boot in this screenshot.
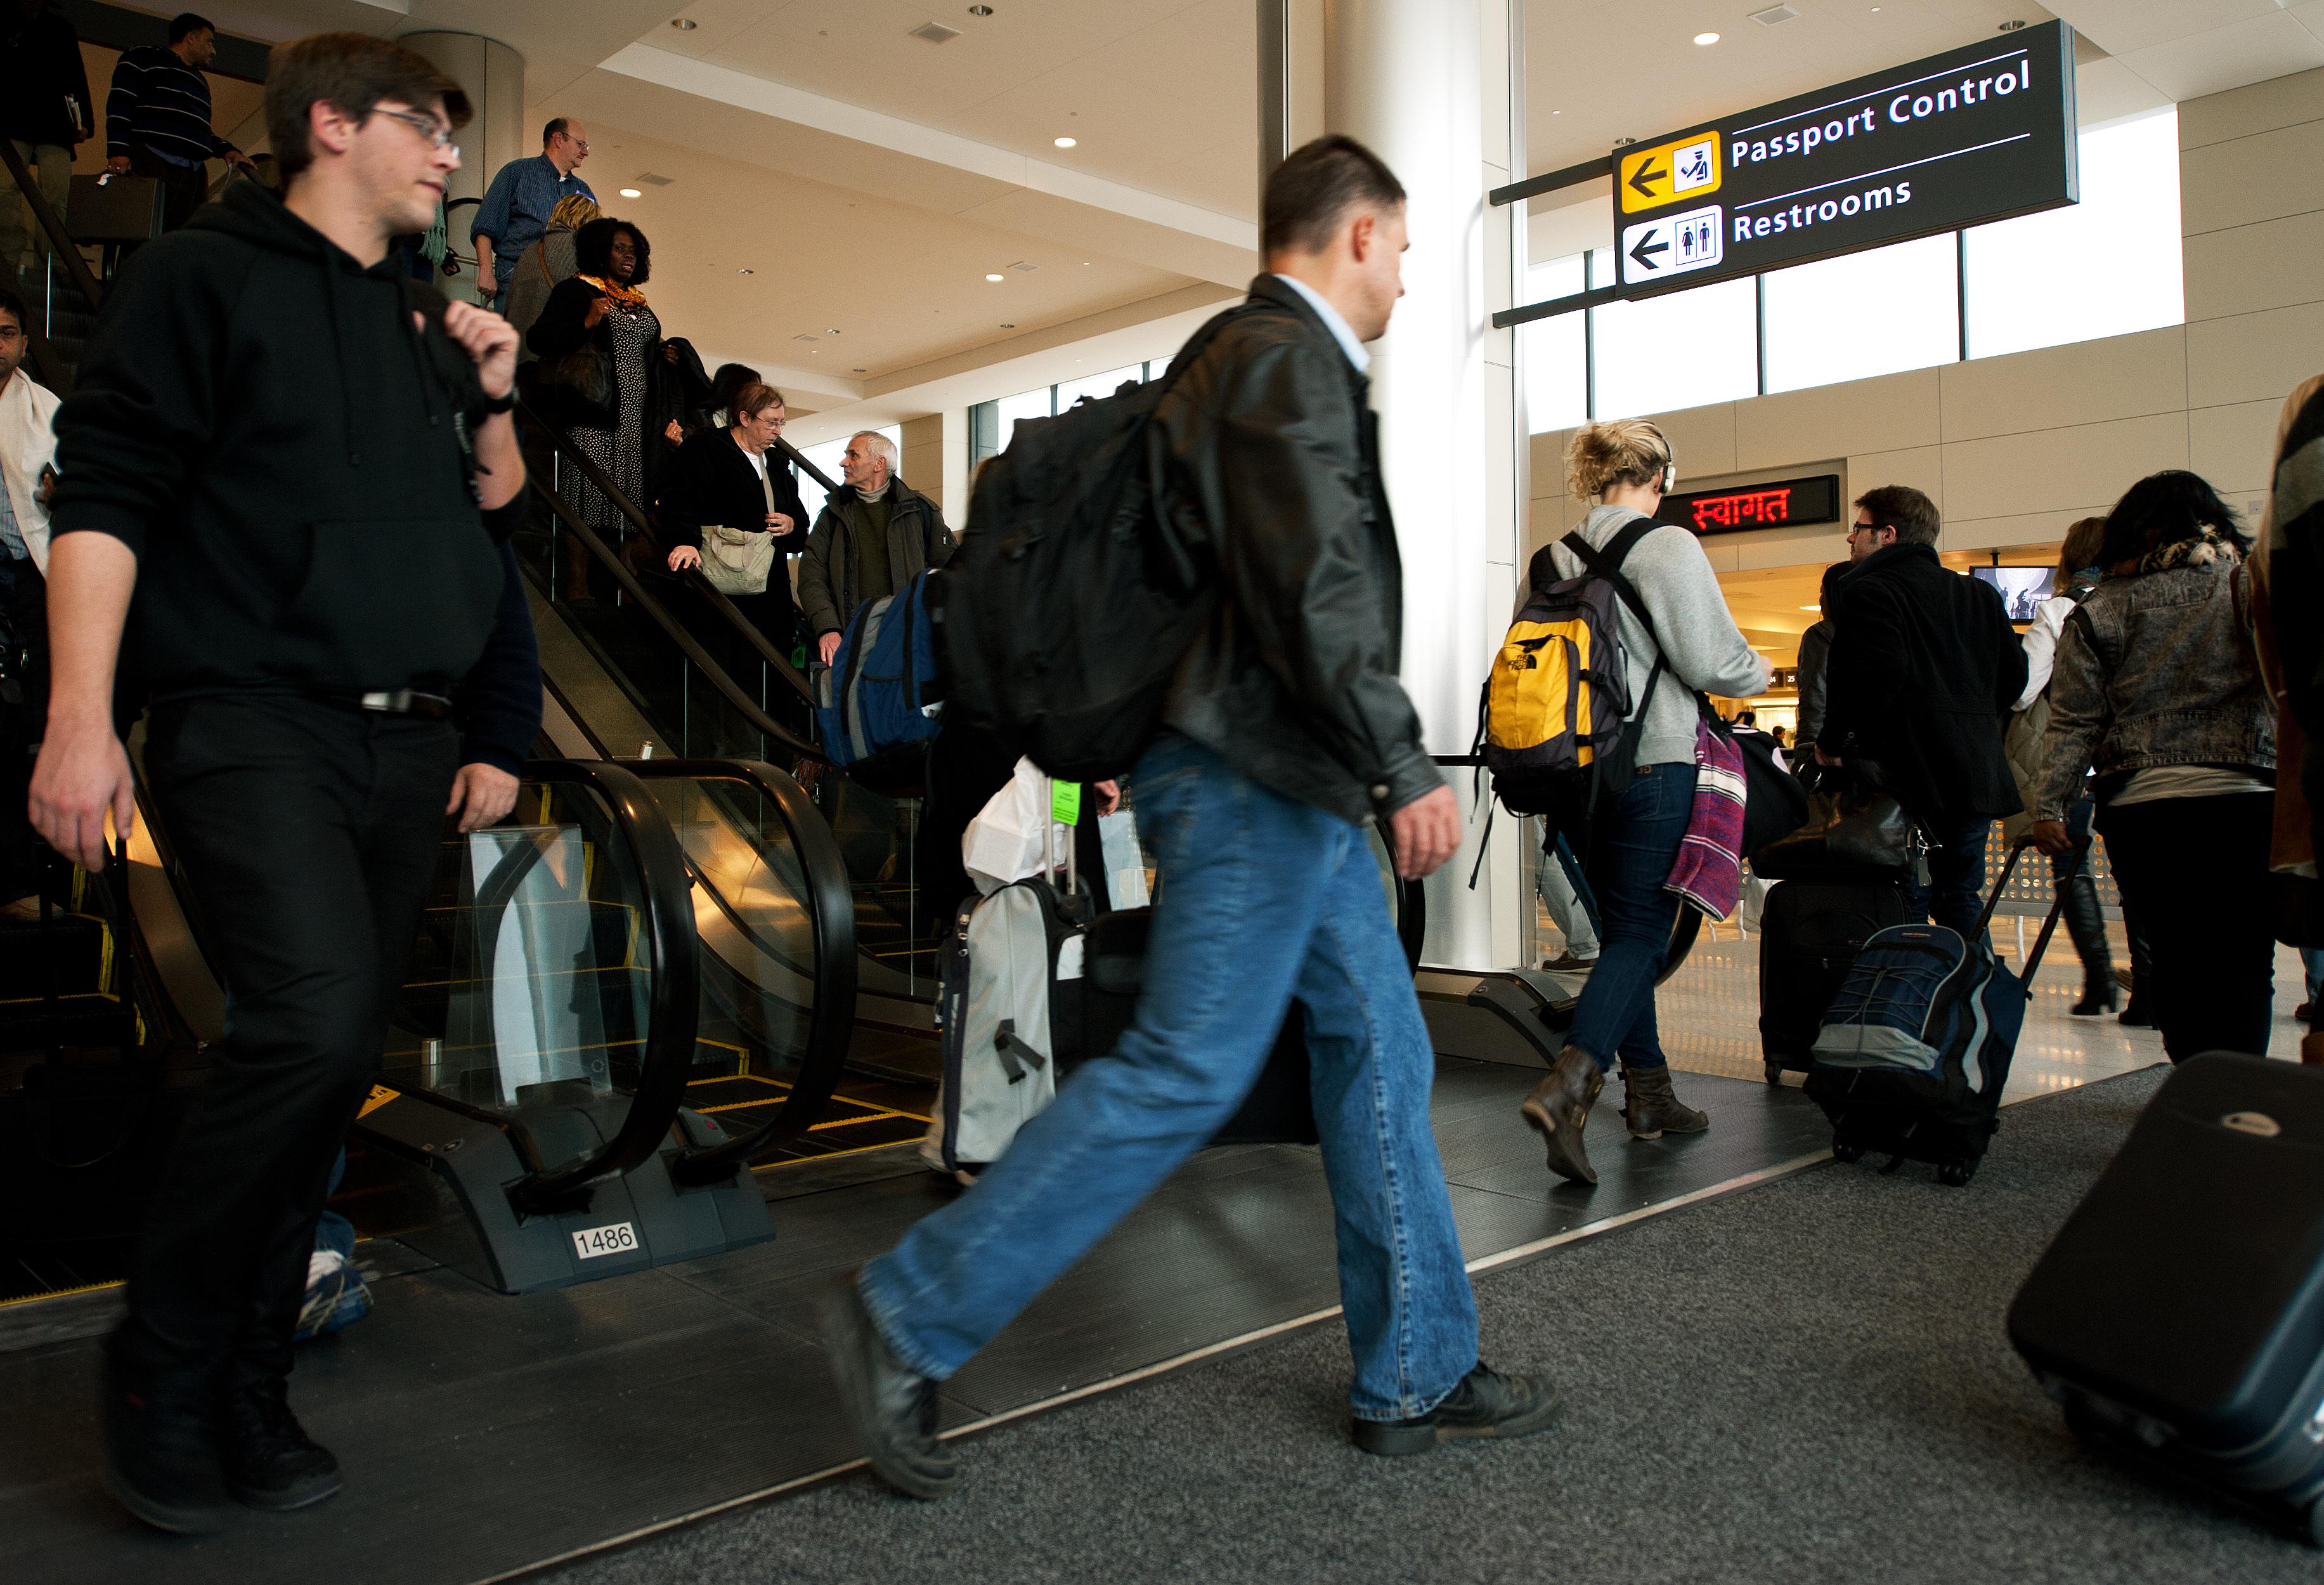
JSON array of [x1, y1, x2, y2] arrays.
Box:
[[101, 1337, 235, 1536], [818, 1275, 956, 1500], [2058, 855, 2115, 1015], [221, 1365, 341, 1512], [1351, 1364, 1564, 1456], [1521, 1046, 1605, 1185]]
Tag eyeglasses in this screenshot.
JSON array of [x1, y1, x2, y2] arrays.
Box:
[[374, 107, 458, 155]]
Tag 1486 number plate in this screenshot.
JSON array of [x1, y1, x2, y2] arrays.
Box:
[[570, 1221, 639, 1260]]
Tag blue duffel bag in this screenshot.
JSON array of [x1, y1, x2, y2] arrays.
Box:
[[1803, 847, 2075, 1185], [814, 570, 942, 769]]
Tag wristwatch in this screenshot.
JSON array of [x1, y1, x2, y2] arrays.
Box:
[[477, 389, 517, 415]]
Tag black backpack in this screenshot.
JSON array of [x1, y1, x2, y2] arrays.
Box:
[[930, 305, 1246, 782]]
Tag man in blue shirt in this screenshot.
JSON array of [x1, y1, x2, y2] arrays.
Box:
[[470, 116, 592, 311]]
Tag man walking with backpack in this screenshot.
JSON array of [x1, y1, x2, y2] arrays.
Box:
[[821, 135, 1558, 1499]]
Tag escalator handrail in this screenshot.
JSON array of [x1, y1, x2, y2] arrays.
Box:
[[524, 472, 826, 763], [517, 397, 817, 708], [625, 759, 860, 1180], [0, 138, 106, 315], [503, 759, 703, 1215]]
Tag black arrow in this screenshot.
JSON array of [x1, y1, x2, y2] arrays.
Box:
[[1627, 158, 1667, 200], [1628, 230, 1669, 272]]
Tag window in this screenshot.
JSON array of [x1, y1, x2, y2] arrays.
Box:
[[993, 387, 1053, 457], [1053, 363, 1146, 411], [1521, 253, 1587, 433], [794, 424, 902, 527], [1588, 263, 1756, 419], [1964, 108, 2183, 360], [1760, 232, 1959, 393]]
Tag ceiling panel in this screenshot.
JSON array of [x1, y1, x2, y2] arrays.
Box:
[[560, 113, 1188, 378]]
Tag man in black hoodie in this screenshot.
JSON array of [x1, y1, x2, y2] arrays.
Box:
[[34, 34, 524, 1533]]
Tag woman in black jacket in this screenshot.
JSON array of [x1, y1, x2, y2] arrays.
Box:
[[663, 381, 809, 733], [526, 218, 677, 597]]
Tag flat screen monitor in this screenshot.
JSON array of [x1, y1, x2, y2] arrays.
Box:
[[1972, 565, 2055, 623]]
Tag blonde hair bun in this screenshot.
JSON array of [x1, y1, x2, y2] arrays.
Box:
[[1565, 419, 1672, 500]]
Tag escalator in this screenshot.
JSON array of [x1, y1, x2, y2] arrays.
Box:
[[511, 401, 1438, 1166]]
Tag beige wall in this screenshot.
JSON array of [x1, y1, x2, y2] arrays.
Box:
[[897, 412, 965, 521], [1526, 65, 2324, 588]]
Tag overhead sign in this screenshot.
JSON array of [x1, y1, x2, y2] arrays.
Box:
[[1656, 474, 1841, 537], [1613, 20, 2076, 297], [1618, 132, 1722, 213]]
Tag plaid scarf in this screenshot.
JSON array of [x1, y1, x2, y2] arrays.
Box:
[[1665, 718, 1746, 920]]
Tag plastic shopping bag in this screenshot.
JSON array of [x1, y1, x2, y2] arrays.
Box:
[[1098, 810, 1149, 909], [961, 759, 1053, 896]]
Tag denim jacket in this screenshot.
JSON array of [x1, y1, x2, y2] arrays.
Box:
[[2030, 554, 2275, 820]]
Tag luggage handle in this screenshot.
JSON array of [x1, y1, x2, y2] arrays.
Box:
[[1977, 842, 2085, 982]]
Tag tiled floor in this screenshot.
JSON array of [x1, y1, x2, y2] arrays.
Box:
[[1569, 915, 2313, 1100]]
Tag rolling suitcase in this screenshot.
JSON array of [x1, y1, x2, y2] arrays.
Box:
[[1803, 847, 2072, 1185], [1756, 875, 1912, 1083], [932, 807, 1093, 1177], [2008, 1054, 2324, 1542], [1081, 905, 1319, 1147]]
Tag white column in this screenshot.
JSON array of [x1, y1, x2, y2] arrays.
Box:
[[396, 31, 527, 212], [1323, 0, 1521, 969]]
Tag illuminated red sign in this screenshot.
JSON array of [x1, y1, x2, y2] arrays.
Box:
[[1656, 473, 1840, 537]]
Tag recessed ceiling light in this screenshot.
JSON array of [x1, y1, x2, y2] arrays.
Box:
[[827, 328, 841, 334], [1799, 604, 1822, 611], [1694, 31, 1721, 45], [618, 187, 642, 198], [968, 4, 993, 14], [737, 267, 753, 275], [671, 17, 696, 29], [985, 273, 1004, 282], [999, 322, 1015, 328], [1054, 136, 1076, 148], [852, 367, 867, 372]]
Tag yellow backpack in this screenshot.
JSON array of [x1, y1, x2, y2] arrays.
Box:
[[1476, 523, 1661, 816]]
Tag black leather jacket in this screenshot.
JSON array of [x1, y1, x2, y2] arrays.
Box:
[[1152, 275, 1439, 826]]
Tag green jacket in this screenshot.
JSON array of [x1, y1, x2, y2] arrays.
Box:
[[798, 476, 956, 637]]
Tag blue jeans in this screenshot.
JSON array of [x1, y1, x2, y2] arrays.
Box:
[[1565, 764, 1696, 1073], [862, 734, 1479, 1420], [1907, 816, 1990, 941]]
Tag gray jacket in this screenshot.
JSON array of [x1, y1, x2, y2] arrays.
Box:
[[1546, 506, 1770, 768], [2030, 554, 2275, 820], [798, 476, 956, 637], [1795, 618, 1833, 748]]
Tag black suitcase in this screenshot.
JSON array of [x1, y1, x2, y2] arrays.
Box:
[[2008, 1054, 2324, 1541], [1756, 875, 1911, 1082], [1081, 906, 1318, 1147]]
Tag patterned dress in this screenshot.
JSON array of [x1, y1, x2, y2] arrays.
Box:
[[559, 294, 659, 540]]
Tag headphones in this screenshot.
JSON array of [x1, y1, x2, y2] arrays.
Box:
[[1647, 423, 1677, 493]]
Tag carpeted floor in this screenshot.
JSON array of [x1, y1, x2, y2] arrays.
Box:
[[549, 1062, 2324, 1585]]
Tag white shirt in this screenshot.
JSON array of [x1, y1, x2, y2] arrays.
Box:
[[1269, 273, 1369, 373], [742, 446, 767, 483], [0, 369, 60, 574]]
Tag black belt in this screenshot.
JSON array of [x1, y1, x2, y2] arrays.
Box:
[[351, 688, 454, 721]]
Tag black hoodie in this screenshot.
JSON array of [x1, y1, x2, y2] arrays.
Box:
[[51, 180, 519, 703]]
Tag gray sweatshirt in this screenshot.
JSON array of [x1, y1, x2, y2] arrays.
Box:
[[1547, 504, 1772, 768]]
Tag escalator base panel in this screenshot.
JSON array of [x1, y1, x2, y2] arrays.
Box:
[[354, 1095, 773, 1295]]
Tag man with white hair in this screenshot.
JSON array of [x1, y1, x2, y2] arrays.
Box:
[[798, 428, 955, 665]]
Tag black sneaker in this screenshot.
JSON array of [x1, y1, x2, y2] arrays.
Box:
[[222, 1370, 341, 1513], [1351, 1364, 1563, 1457], [817, 1276, 957, 1500], [101, 1345, 235, 1536]]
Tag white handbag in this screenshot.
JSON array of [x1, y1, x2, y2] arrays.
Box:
[[699, 453, 779, 596]]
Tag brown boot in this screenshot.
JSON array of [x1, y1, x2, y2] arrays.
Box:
[[1521, 1047, 1605, 1185], [1620, 1063, 1708, 1140]]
